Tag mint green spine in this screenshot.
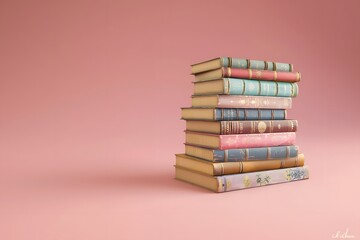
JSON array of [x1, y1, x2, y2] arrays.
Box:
[[226, 78, 298, 97]]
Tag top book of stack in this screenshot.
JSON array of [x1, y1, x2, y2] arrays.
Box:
[[191, 57, 300, 83]]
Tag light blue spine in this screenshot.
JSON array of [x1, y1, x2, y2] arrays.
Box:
[[226, 78, 297, 97], [213, 146, 299, 162], [213, 109, 286, 121]]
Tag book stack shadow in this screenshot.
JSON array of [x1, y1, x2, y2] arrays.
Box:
[[175, 57, 309, 192]]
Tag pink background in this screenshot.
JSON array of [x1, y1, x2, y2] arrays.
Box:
[[1, 0, 359, 239]]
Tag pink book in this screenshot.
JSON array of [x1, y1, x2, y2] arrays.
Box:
[[194, 67, 301, 82], [185, 131, 296, 150], [191, 95, 292, 109]]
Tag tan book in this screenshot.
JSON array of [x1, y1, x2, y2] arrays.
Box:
[[175, 154, 304, 176]]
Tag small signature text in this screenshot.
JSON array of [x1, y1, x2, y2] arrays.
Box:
[[332, 228, 356, 239]]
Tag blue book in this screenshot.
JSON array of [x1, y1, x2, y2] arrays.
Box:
[[193, 78, 298, 97], [181, 108, 286, 121], [185, 145, 298, 162]]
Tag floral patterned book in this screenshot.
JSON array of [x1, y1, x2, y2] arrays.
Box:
[[175, 165, 309, 192]]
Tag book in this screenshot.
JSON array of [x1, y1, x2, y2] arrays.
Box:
[[181, 108, 287, 121], [185, 144, 299, 162], [175, 165, 309, 192], [195, 67, 301, 82], [175, 154, 304, 176], [191, 57, 293, 74], [185, 131, 296, 150], [192, 95, 292, 109], [193, 78, 298, 97], [186, 120, 298, 135]]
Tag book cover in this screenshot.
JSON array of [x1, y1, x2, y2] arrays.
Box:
[[185, 145, 299, 162], [185, 131, 296, 150], [193, 78, 298, 97], [175, 166, 309, 192], [191, 57, 293, 74], [195, 67, 301, 82], [191, 95, 292, 109], [175, 153, 304, 176], [181, 108, 287, 121], [186, 120, 298, 135]]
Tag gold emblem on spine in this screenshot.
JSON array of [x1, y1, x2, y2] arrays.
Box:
[[226, 179, 231, 190], [243, 176, 251, 188], [255, 70, 262, 78], [258, 121, 267, 133]]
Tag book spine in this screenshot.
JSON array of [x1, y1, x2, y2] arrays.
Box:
[[212, 154, 304, 176], [217, 95, 292, 109], [213, 146, 299, 162], [220, 120, 297, 134], [224, 78, 298, 97], [216, 166, 309, 192], [219, 132, 296, 150], [214, 109, 286, 121], [222, 67, 300, 82], [223, 58, 293, 72]]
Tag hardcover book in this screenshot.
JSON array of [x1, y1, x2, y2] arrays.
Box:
[[185, 131, 296, 150], [175, 154, 304, 176], [193, 78, 298, 97], [186, 120, 298, 135], [191, 57, 293, 74], [191, 95, 292, 109], [195, 67, 301, 82], [181, 108, 287, 121], [175, 165, 309, 192], [185, 145, 299, 162]]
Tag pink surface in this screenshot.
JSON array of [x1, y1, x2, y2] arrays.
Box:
[[0, 0, 359, 239]]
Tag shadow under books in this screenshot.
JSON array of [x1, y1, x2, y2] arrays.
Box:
[[28, 167, 209, 193]]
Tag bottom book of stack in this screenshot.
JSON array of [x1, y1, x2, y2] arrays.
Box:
[[175, 154, 309, 192]]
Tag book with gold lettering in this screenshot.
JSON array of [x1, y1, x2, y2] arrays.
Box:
[[181, 108, 287, 121], [192, 95, 292, 109], [184, 145, 299, 162], [175, 154, 304, 176], [195, 67, 301, 82], [185, 131, 296, 150], [193, 78, 298, 97], [186, 120, 297, 135], [191, 57, 293, 74]]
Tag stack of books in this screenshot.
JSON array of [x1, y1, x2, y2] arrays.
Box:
[[175, 57, 309, 192]]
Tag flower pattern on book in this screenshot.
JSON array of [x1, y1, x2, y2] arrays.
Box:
[[256, 174, 271, 186], [284, 168, 306, 181]]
